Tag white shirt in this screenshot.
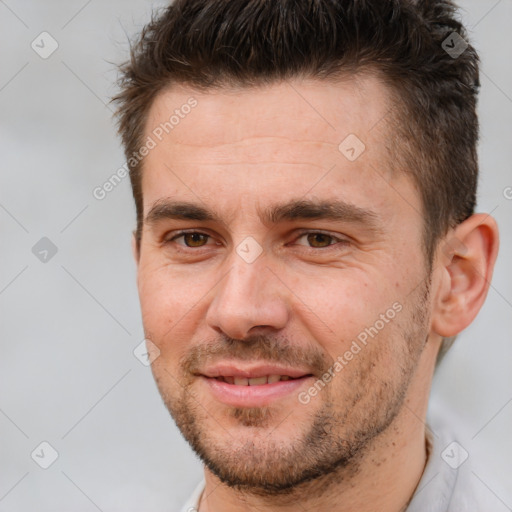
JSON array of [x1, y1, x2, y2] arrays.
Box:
[[179, 420, 497, 511]]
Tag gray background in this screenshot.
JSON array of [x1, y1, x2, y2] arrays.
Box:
[[0, 1, 511, 510]]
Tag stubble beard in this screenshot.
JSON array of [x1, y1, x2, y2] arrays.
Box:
[[152, 279, 431, 497]]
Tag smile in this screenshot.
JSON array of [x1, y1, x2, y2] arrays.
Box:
[[213, 375, 298, 385], [198, 363, 314, 407]]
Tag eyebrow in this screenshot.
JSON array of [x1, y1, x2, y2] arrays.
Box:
[[144, 198, 381, 231]]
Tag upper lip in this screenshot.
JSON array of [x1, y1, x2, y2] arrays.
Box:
[[199, 363, 312, 379]]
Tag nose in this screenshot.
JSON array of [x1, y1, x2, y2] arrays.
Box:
[[205, 256, 289, 340]]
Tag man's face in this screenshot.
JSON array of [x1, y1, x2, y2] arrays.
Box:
[[136, 76, 433, 492]]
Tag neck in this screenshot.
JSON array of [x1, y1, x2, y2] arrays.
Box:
[[198, 343, 437, 512]]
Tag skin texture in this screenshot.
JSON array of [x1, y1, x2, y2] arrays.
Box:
[[133, 75, 499, 512]]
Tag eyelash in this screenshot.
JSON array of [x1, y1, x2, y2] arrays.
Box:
[[165, 230, 348, 250]]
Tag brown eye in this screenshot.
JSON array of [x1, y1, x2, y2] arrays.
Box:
[[306, 233, 334, 248], [182, 232, 209, 247]]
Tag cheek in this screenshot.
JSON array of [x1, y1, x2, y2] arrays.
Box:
[[290, 270, 397, 350], [137, 261, 221, 360], [138, 266, 192, 337]]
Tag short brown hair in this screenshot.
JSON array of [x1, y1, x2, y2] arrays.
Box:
[[114, 0, 480, 265]]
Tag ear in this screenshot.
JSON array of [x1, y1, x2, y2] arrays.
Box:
[[132, 230, 140, 266], [431, 214, 499, 337]]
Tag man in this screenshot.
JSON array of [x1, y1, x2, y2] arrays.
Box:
[[114, 0, 499, 510]]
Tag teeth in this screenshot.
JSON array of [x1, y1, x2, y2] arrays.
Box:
[[221, 375, 296, 385], [248, 376, 267, 386]]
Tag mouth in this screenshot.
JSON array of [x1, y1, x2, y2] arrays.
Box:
[[197, 363, 314, 407], [213, 374, 302, 385]]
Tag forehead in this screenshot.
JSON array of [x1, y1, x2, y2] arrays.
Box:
[[146, 74, 391, 149], [140, 75, 413, 224]]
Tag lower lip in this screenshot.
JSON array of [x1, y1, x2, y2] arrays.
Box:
[[201, 376, 313, 407]]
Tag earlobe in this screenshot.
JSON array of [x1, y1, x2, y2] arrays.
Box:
[[431, 214, 499, 338]]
